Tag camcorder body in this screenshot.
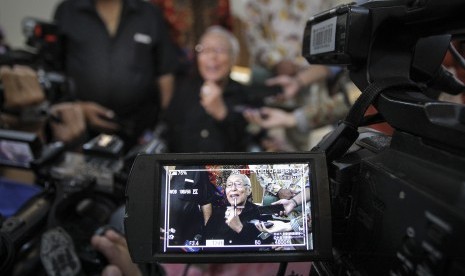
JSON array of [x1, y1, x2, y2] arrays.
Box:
[[301, 0, 465, 275], [321, 128, 465, 275]]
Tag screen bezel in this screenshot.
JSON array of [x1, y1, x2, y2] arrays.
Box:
[[125, 151, 332, 263]]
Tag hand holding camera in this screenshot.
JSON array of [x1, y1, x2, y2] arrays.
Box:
[[49, 102, 86, 144], [79, 101, 120, 134], [0, 65, 45, 109], [0, 65, 46, 132]]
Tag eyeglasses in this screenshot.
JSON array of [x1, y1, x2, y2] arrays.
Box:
[[225, 181, 247, 189], [195, 44, 230, 55]]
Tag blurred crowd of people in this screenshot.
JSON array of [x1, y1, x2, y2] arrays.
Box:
[[0, 0, 351, 156]]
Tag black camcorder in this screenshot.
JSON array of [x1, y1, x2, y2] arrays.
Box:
[[125, 0, 465, 275], [301, 0, 465, 275], [0, 18, 71, 124]]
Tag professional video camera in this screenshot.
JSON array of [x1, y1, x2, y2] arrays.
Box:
[[0, 18, 71, 124], [0, 128, 168, 276], [0, 130, 125, 276], [300, 0, 465, 275]]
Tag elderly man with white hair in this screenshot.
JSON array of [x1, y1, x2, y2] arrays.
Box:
[[201, 172, 275, 249], [163, 25, 250, 153]]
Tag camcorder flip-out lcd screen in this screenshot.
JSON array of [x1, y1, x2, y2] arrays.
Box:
[[125, 152, 331, 263], [0, 129, 42, 169]]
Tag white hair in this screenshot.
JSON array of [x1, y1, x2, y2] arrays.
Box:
[[227, 173, 251, 187], [201, 25, 240, 62]]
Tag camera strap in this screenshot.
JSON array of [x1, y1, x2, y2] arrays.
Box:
[[311, 77, 421, 163]]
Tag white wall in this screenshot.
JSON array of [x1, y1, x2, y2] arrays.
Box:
[[0, 0, 60, 48]]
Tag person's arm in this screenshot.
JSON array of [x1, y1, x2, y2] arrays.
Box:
[[158, 73, 174, 110], [151, 5, 177, 110], [290, 187, 310, 206], [49, 102, 86, 145], [293, 91, 350, 133], [272, 187, 310, 215], [78, 101, 120, 133], [256, 220, 292, 233], [277, 188, 297, 200], [243, 87, 349, 132], [201, 203, 212, 225], [265, 65, 333, 100], [243, 107, 296, 129], [294, 65, 333, 88]]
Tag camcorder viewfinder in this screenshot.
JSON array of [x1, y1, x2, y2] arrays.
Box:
[[125, 152, 331, 263]]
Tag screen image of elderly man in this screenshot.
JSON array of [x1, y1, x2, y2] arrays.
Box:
[[201, 172, 274, 250]]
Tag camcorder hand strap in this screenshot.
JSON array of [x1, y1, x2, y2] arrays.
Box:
[[311, 77, 422, 163]]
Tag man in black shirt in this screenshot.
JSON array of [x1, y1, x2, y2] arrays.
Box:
[[168, 166, 216, 246], [53, 0, 176, 150]]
